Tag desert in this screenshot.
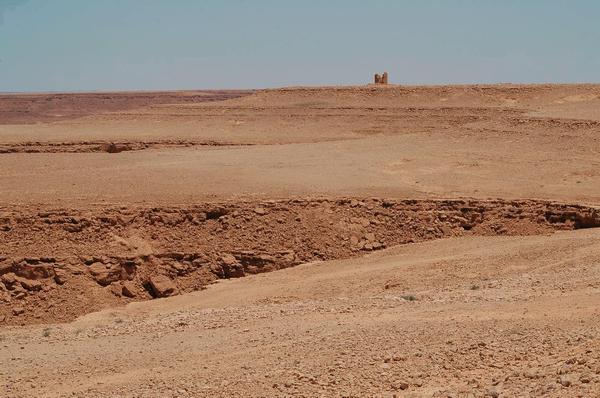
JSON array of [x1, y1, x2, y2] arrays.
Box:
[[0, 84, 599, 397]]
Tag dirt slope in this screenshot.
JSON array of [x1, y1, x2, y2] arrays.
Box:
[[2, 230, 600, 397]]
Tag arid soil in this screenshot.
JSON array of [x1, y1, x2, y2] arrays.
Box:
[[0, 90, 251, 125], [1, 85, 600, 397]]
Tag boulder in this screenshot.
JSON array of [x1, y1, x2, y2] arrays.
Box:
[[109, 283, 122, 297], [0, 272, 17, 288], [148, 275, 177, 298], [117, 259, 137, 280], [18, 277, 43, 292], [53, 268, 69, 285], [209, 263, 225, 278], [101, 142, 130, 153], [236, 253, 278, 274], [168, 260, 190, 276], [220, 254, 244, 278], [88, 262, 121, 286], [221, 254, 238, 266], [121, 281, 137, 298], [13, 262, 55, 280], [253, 207, 267, 215]]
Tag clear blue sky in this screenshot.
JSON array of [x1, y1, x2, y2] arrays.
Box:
[[1, 0, 599, 92]]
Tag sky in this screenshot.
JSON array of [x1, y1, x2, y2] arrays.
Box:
[[1, 0, 599, 92]]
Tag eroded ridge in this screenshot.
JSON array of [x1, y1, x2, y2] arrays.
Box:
[[1, 198, 598, 325], [0, 140, 254, 154]]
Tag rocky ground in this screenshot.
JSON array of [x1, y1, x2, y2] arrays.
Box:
[[1, 230, 600, 397], [1, 85, 600, 396]]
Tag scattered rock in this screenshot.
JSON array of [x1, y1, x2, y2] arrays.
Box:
[[382, 199, 395, 208], [101, 142, 130, 153], [13, 262, 55, 280], [163, 251, 185, 261], [53, 268, 69, 285], [88, 262, 122, 286], [121, 281, 137, 298], [221, 254, 238, 266], [194, 212, 208, 222], [253, 207, 267, 215], [350, 200, 365, 207], [168, 260, 190, 275], [18, 278, 42, 291], [220, 254, 244, 278], [1, 272, 17, 288], [209, 263, 225, 278], [558, 374, 574, 387], [485, 387, 499, 398], [12, 307, 25, 316], [148, 275, 177, 298], [397, 381, 409, 390], [109, 283, 122, 297]]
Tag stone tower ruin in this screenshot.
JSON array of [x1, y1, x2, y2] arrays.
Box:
[[374, 72, 389, 84]]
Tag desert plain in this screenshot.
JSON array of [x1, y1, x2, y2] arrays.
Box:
[[1, 84, 600, 397]]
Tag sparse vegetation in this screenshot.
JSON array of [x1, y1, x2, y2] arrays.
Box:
[[402, 295, 417, 301]]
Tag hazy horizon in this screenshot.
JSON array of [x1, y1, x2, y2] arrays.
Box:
[[1, 0, 599, 92]]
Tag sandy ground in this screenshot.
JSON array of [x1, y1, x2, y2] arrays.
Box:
[[1, 85, 600, 397], [2, 231, 600, 397], [1, 85, 600, 204]]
